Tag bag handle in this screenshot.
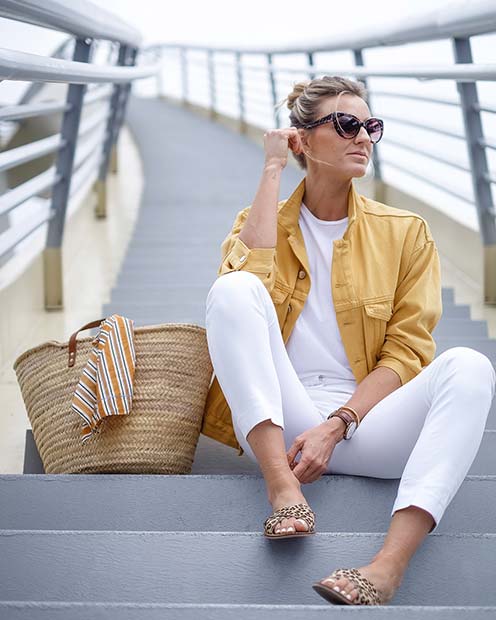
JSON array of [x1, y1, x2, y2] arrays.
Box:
[[68, 318, 106, 367]]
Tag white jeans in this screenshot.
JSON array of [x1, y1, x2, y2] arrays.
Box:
[[205, 270, 496, 533]]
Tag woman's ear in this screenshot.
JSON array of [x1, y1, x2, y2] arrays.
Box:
[[299, 128, 310, 148], [296, 128, 308, 154]]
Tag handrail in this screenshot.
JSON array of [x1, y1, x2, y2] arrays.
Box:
[[0, 47, 160, 83], [0, 0, 141, 47], [155, 0, 496, 304], [0, 1, 158, 310]]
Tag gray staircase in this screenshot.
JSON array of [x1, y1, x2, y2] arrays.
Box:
[[7, 96, 496, 617]]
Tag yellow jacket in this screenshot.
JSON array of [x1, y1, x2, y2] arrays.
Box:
[[201, 177, 442, 455]]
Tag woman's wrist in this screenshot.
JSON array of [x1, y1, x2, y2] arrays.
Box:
[[264, 158, 285, 172], [323, 416, 346, 442]]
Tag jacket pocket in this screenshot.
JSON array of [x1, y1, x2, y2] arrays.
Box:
[[363, 299, 394, 356], [271, 284, 291, 325], [363, 300, 393, 321], [271, 286, 290, 304]]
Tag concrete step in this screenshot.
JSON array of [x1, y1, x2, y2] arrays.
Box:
[[101, 302, 205, 326], [1, 473, 495, 533], [118, 261, 220, 275], [0, 602, 494, 619], [1, 530, 495, 605], [435, 339, 496, 359], [109, 285, 213, 303], [432, 321, 488, 337], [115, 269, 218, 286]]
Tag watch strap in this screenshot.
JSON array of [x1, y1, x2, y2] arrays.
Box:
[[327, 409, 355, 439]]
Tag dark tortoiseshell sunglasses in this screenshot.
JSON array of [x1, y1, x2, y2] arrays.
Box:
[[302, 112, 384, 144]]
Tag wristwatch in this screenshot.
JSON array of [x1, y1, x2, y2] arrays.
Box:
[[327, 408, 358, 440]]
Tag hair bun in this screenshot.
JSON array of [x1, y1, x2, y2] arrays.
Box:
[[286, 80, 311, 110]]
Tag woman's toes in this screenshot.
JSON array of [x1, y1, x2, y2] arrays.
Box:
[[273, 516, 309, 535], [275, 518, 291, 534], [285, 518, 295, 533], [294, 517, 309, 532], [341, 580, 358, 601], [322, 576, 356, 601]]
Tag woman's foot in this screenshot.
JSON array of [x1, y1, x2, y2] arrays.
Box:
[[267, 482, 312, 535], [318, 556, 405, 605]]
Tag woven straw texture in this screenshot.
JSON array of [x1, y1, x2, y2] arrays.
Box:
[[13, 323, 213, 474]]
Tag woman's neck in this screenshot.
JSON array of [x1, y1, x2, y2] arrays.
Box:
[[302, 174, 351, 221]]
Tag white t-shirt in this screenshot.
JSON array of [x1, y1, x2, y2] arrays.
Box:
[[285, 202, 358, 398]]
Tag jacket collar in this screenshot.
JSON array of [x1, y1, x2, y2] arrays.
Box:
[[278, 176, 363, 241]]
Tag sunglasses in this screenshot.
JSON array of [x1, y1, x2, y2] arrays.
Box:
[[302, 112, 384, 144]]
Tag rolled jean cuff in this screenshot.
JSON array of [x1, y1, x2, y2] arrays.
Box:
[[234, 406, 284, 444], [391, 489, 446, 534]]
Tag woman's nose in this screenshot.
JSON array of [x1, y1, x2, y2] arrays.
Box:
[[356, 126, 371, 142]]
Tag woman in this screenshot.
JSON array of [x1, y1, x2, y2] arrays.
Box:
[[203, 75, 496, 606]]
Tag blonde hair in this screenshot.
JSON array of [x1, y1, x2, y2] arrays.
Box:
[[276, 75, 368, 170]]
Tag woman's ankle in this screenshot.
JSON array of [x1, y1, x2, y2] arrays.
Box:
[[266, 472, 303, 506]]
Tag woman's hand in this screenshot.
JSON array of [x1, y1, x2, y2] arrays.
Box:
[[264, 127, 304, 169], [286, 420, 344, 484]]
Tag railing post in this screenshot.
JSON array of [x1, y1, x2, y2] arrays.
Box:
[[307, 51, 316, 80], [43, 37, 92, 310], [180, 47, 188, 107], [235, 51, 246, 134], [207, 49, 217, 120], [453, 37, 496, 305], [108, 42, 120, 173], [267, 52, 279, 129], [353, 48, 384, 202], [94, 44, 137, 218]]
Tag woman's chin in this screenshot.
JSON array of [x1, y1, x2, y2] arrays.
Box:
[[347, 164, 368, 178]]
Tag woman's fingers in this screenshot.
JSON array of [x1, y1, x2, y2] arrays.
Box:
[[263, 127, 302, 165], [287, 436, 303, 463], [287, 128, 303, 154], [292, 454, 313, 481]]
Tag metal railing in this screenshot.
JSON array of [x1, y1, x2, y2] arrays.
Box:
[[0, 0, 159, 309], [155, 0, 496, 305]]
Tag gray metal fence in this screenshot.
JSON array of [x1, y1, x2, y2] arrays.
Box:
[[0, 0, 159, 309], [155, 1, 496, 305]]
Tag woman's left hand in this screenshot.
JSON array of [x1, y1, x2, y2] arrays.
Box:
[[286, 422, 343, 484]]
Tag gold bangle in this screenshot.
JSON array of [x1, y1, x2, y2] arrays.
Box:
[[338, 406, 360, 427]]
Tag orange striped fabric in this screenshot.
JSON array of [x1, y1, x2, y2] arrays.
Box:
[[71, 314, 136, 443]]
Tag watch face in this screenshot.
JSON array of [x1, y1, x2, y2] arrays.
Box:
[[345, 421, 357, 439]]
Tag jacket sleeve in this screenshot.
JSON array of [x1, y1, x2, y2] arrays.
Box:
[[372, 227, 443, 386], [217, 207, 277, 293]]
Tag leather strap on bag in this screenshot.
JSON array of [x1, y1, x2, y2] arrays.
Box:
[[68, 318, 106, 367]]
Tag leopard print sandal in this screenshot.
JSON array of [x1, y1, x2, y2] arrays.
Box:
[[312, 567, 383, 606], [263, 503, 316, 539]]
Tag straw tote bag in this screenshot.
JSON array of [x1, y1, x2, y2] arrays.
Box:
[[13, 318, 213, 474]]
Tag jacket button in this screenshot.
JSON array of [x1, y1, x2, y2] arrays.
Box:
[[239, 256, 246, 263], [298, 269, 306, 279]]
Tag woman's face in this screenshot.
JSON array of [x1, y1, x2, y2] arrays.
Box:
[[299, 94, 374, 179]]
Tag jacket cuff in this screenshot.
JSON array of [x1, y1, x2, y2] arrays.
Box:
[[222, 237, 276, 275], [372, 357, 418, 386]]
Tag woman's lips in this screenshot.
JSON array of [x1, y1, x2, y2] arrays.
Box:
[[349, 152, 368, 159]]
